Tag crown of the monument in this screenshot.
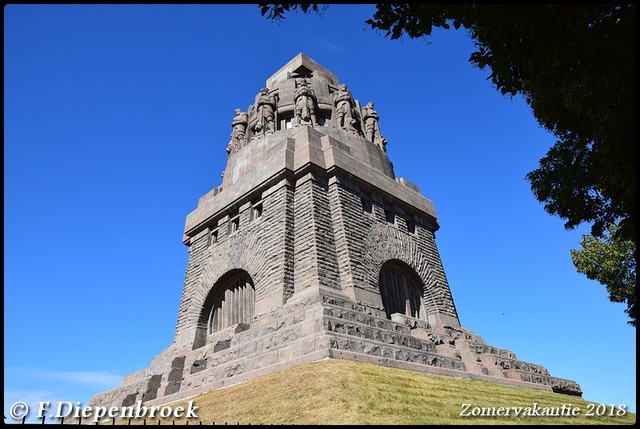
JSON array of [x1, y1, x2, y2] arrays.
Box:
[[193, 52, 437, 242], [266, 52, 339, 88], [225, 52, 387, 160]]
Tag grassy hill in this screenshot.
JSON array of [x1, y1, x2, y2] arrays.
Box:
[[116, 359, 635, 425]]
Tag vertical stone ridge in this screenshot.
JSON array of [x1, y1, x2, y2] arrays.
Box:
[[293, 175, 341, 293], [282, 182, 296, 302], [174, 232, 210, 345]]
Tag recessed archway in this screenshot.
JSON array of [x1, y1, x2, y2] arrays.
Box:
[[193, 270, 255, 349], [378, 260, 426, 320]]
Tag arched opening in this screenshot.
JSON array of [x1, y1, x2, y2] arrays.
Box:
[[206, 270, 255, 333], [379, 260, 425, 320], [193, 270, 255, 349]]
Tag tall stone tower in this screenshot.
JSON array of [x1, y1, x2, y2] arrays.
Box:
[[89, 53, 581, 411]]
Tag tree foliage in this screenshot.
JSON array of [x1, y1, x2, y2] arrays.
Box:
[[259, 3, 328, 21], [571, 225, 636, 326], [259, 4, 636, 325]]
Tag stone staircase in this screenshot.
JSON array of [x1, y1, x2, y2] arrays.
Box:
[[87, 289, 581, 416]]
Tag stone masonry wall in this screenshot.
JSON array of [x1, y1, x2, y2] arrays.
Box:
[[324, 173, 460, 326], [292, 173, 341, 293], [173, 178, 294, 349], [86, 289, 580, 417]]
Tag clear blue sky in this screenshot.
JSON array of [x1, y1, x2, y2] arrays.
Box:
[[4, 4, 635, 422]]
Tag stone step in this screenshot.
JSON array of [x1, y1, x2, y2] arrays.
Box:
[[326, 332, 466, 372]]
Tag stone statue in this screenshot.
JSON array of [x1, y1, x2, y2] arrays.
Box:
[[332, 83, 354, 129], [362, 101, 387, 151], [226, 108, 248, 155], [252, 88, 276, 134], [293, 78, 318, 127]]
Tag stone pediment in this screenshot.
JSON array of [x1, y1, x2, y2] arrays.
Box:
[[266, 52, 338, 89]]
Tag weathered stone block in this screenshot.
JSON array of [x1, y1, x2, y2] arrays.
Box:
[[213, 340, 230, 353]]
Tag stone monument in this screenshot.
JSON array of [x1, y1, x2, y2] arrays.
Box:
[[87, 53, 582, 414]]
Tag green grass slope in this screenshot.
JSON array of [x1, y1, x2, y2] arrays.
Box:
[[121, 359, 635, 425]]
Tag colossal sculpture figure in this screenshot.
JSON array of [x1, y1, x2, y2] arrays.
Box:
[[362, 101, 387, 151], [85, 54, 582, 421], [251, 88, 276, 134], [293, 78, 318, 126], [226, 108, 248, 156], [333, 83, 355, 129]]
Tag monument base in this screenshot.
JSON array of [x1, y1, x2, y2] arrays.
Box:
[[86, 288, 581, 421]]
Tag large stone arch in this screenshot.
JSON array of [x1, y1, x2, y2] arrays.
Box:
[[200, 269, 255, 331], [361, 224, 455, 325], [379, 259, 427, 320], [192, 269, 255, 349], [183, 227, 276, 349]]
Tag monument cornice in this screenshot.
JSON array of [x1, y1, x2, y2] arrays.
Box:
[[183, 126, 439, 242]]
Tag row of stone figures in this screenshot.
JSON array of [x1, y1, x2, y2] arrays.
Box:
[[226, 80, 387, 156]]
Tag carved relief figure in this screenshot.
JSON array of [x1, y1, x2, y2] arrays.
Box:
[[252, 88, 276, 134], [332, 83, 354, 128], [226, 108, 248, 155], [362, 102, 387, 151], [293, 78, 318, 126]]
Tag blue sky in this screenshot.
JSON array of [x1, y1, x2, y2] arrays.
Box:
[[4, 4, 635, 422]]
